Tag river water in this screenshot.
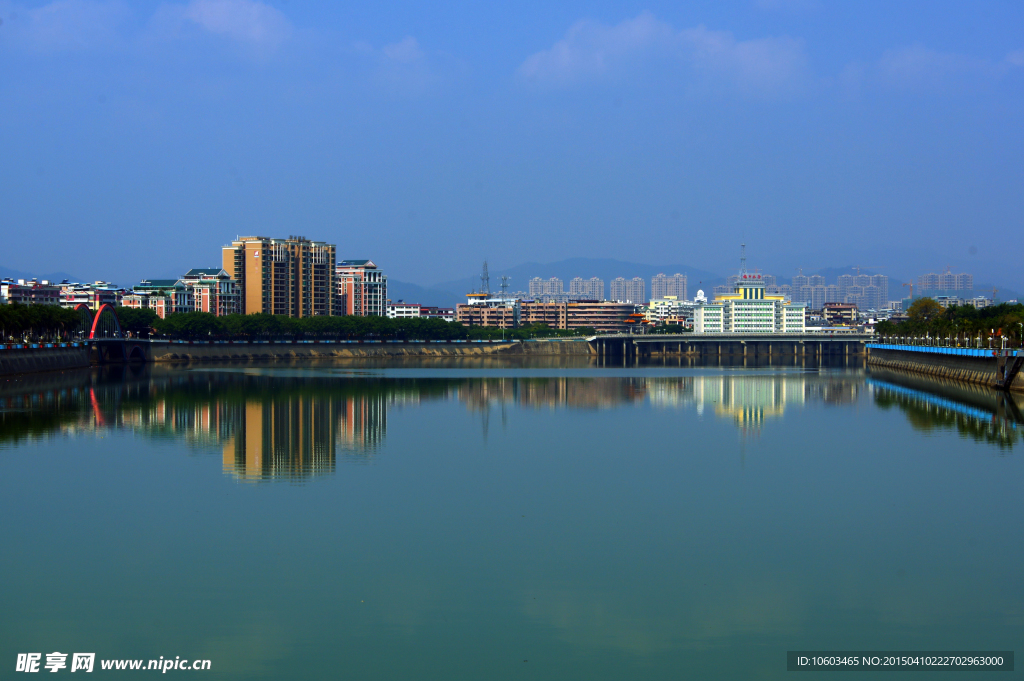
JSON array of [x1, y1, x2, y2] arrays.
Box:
[[1, 358, 1021, 679]]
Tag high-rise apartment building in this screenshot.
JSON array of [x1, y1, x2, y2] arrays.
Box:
[[651, 273, 687, 300], [918, 269, 973, 292], [836, 274, 854, 302], [223, 236, 336, 317], [610, 277, 645, 304], [870, 275, 888, 303], [789, 271, 886, 311], [337, 260, 387, 317], [529, 277, 564, 297], [569, 277, 605, 301]]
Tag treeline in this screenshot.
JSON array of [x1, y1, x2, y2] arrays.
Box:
[[0, 303, 82, 342], [134, 310, 595, 341], [876, 299, 1024, 344]]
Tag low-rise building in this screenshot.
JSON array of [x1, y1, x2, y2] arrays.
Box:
[[564, 301, 636, 333], [180, 269, 241, 316], [386, 302, 423, 319], [457, 294, 521, 328], [122, 271, 241, 318], [1, 279, 62, 305], [121, 279, 194, 319], [456, 294, 635, 333], [822, 303, 858, 326], [420, 306, 455, 322], [59, 281, 122, 310], [646, 296, 695, 326], [387, 303, 457, 322]]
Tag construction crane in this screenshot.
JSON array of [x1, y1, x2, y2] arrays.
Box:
[[903, 282, 913, 300]]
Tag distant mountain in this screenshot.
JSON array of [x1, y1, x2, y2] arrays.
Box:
[[387, 280, 462, 309], [429, 257, 725, 299], [0, 265, 84, 284], [974, 283, 1020, 303]]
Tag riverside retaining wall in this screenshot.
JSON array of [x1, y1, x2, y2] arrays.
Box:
[[146, 338, 591, 362], [0, 344, 90, 377], [0, 338, 593, 376], [867, 345, 1024, 392]]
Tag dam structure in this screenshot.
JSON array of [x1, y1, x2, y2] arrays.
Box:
[[589, 332, 872, 360]]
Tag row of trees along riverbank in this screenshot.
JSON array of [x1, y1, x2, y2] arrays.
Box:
[[876, 299, 1024, 345], [0, 303, 83, 342], [117, 308, 597, 341]]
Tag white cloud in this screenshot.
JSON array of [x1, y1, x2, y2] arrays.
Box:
[[517, 12, 807, 95], [681, 25, 807, 94], [858, 44, 1024, 93], [352, 36, 457, 96], [878, 45, 990, 85], [1003, 50, 1024, 67], [381, 36, 424, 64], [754, 0, 817, 11], [0, 0, 130, 51], [181, 0, 290, 46]]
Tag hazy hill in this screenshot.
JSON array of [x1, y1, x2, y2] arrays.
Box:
[[386, 280, 463, 309], [0, 265, 84, 284]]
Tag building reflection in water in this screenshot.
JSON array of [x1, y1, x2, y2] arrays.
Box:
[[2, 364, 1017, 480], [867, 366, 1024, 452]]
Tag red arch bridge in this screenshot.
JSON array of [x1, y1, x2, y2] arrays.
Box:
[[74, 304, 149, 364]]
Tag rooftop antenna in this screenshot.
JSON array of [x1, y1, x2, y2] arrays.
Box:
[[739, 243, 747, 276], [500, 275, 510, 296], [481, 261, 490, 295]]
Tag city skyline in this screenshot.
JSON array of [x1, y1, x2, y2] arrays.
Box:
[[1, 256, 1003, 311]]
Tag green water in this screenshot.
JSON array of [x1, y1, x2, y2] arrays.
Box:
[[1, 359, 1021, 679]]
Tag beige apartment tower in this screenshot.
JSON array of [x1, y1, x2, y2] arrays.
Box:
[[222, 236, 337, 317]]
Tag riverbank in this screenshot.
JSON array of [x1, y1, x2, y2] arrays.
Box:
[[0, 344, 89, 377], [147, 338, 591, 362], [0, 338, 592, 376], [866, 344, 1024, 393]]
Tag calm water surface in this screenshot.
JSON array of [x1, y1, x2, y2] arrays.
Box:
[[1, 358, 1021, 679]]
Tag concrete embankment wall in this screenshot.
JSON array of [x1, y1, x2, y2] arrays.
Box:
[[0, 339, 592, 376], [0, 346, 90, 377], [148, 338, 591, 362], [867, 347, 1024, 392]]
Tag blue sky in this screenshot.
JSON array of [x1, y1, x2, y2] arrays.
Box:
[[1, 0, 1022, 290]]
